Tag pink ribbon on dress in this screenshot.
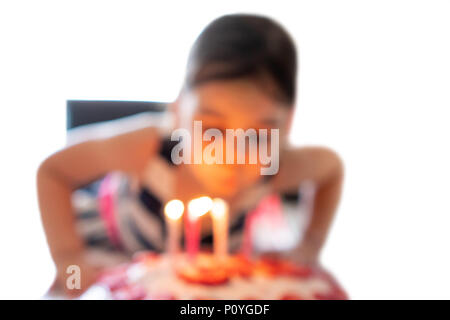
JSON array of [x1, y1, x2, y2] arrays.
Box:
[[98, 174, 122, 249], [241, 194, 283, 258]]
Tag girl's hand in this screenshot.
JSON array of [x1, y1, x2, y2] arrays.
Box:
[[261, 243, 320, 268], [286, 243, 320, 267]]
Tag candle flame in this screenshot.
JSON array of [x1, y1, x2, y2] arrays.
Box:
[[211, 198, 228, 218], [188, 196, 213, 218], [164, 199, 184, 220]]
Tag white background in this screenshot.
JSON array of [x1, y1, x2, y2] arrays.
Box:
[[1, 0, 449, 299]]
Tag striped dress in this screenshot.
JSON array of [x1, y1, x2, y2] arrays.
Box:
[[73, 138, 308, 255]]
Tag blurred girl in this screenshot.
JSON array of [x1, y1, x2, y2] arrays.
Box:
[[37, 14, 343, 294]]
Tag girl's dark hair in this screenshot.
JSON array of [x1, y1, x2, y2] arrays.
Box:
[[185, 14, 297, 106]]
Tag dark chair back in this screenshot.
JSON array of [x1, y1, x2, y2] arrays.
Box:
[[66, 100, 167, 130]]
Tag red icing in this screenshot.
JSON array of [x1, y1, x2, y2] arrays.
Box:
[[281, 293, 304, 300], [176, 264, 230, 285]]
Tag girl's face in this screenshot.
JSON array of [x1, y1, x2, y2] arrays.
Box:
[[174, 79, 293, 198]]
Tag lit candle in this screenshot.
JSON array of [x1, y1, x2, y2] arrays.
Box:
[[164, 200, 184, 257], [211, 198, 229, 260], [186, 196, 212, 260]]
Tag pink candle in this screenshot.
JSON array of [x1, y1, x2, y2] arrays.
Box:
[[164, 200, 184, 257], [186, 196, 212, 260], [211, 198, 229, 260]]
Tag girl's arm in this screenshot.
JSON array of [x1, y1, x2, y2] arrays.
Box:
[[275, 147, 344, 265], [37, 126, 159, 292]]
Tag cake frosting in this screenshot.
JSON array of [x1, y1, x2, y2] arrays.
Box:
[[91, 252, 347, 300]]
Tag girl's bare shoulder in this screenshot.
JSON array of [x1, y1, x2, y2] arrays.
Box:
[[273, 146, 344, 192], [40, 113, 172, 185]]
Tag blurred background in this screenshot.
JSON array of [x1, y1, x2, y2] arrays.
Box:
[[1, 0, 449, 299]]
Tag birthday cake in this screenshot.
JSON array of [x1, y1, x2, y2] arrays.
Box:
[[94, 252, 347, 300], [84, 196, 346, 300]]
